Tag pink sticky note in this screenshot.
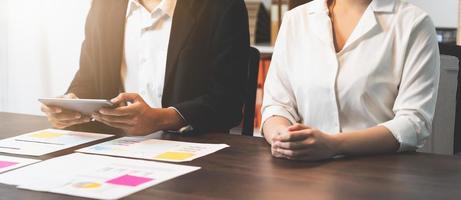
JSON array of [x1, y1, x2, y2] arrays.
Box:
[[106, 175, 153, 187], [0, 161, 17, 169]]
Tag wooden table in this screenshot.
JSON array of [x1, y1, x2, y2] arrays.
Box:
[[0, 112, 461, 200]]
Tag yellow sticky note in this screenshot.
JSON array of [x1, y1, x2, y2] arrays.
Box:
[[73, 182, 102, 189], [30, 132, 64, 139], [155, 152, 194, 161]]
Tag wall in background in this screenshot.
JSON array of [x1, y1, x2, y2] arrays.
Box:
[[1, 0, 91, 115], [1, 0, 459, 116], [0, 0, 7, 112], [258, 0, 458, 28], [402, 0, 458, 28]]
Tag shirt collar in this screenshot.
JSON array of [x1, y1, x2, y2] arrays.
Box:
[[126, 0, 177, 18], [370, 0, 396, 13], [307, 0, 396, 14]]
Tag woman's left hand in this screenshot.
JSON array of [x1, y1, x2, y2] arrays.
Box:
[[271, 123, 340, 161]]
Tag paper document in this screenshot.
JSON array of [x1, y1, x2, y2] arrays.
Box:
[[0, 129, 113, 156], [0, 155, 40, 173], [0, 153, 200, 200], [77, 137, 229, 162]]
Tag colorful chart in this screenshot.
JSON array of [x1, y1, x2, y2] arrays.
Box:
[[30, 132, 65, 139], [155, 152, 194, 161], [106, 175, 153, 187], [0, 161, 17, 169], [0, 129, 113, 156], [77, 138, 229, 162], [73, 182, 102, 189]]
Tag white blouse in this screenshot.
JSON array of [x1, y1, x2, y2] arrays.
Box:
[[261, 0, 440, 152], [121, 0, 176, 108]]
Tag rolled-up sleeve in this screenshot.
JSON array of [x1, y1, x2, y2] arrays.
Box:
[[261, 13, 300, 128], [380, 16, 440, 152]]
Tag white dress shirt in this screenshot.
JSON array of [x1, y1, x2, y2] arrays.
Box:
[[262, 0, 440, 152], [121, 0, 176, 108]]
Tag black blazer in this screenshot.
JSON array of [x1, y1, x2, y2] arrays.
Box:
[[67, 0, 250, 133]]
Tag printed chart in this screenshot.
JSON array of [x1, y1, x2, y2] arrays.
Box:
[[0, 155, 39, 173], [0, 129, 113, 156], [0, 153, 200, 200], [77, 137, 229, 162]]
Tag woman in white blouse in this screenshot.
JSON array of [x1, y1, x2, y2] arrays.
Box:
[[262, 0, 440, 161]]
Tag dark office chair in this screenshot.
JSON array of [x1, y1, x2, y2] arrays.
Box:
[[439, 44, 461, 155], [242, 47, 261, 136], [424, 54, 459, 154]]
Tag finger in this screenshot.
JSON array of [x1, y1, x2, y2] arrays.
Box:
[[53, 116, 91, 128], [276, 148, 312, 158], [52, 121, 69, 129], [271, 127, 290, 143], [92, 113, 136, 126], [98, 104, 139, 116], [63, 93, 78, 99], [41, 104, 62, 114], [50, 111, 82, 121], [58, 116, 92, 124], [288, 123, 311, 131], [111, 93, 140, 104], [274, 141, 311, 150], [276, 130, 312, 142], [271, 146, 285, 158], [94, 117, 133, 130]]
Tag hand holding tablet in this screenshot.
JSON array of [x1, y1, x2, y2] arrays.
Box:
[[39, 98, 114, 115], [39, 93, 114, 129]]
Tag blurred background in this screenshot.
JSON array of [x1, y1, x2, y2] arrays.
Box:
[[0, 1, 460, 153], [0, 0, 92, 115], [0, 0, 457, 115], [0, 0, 457, 114]]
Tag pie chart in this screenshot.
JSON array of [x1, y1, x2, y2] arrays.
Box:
[[72, 182, 102, 189]]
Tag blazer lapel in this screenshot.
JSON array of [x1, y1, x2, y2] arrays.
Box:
[[164, 0, 197, 91]]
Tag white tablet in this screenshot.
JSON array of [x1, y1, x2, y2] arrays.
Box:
[[38, 98, 115, 115]]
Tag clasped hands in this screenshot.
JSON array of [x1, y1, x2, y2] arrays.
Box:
[[271, 124, 340, 161]]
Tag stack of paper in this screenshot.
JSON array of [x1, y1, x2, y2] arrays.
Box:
[[77, 137, 229, 162], [0, 129, 113, 156], [0, 155, 40, 173], [0, 153, 200, 200]]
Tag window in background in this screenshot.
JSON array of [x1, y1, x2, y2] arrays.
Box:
[[1, 0, 91, 115]]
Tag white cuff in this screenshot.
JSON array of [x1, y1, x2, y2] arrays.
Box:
[[380, 117, 420, 152], [167, 106, 193, 133], [261, 106, 299, 133]]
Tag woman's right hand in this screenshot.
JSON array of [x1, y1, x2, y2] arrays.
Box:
[[40, 93, 91, 129]]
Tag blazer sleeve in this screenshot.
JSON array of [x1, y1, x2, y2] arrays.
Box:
[[66, 0, 98, 99], [173, 0, 250, 132]]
